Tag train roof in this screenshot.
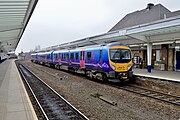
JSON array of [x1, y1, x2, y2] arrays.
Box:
[[53, 49, 69, 54], [33, 42, 128, 55], [31, 53, 36, 55], [37, 51, 53, 55], [106, 42, 126, 47], [68, 42, 127, 51]]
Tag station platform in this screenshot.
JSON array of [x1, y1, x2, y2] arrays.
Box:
[[0, 60, 37, 120], [134, 68, 180, 83]]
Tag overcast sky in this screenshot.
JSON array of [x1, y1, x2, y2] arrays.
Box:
[[15, 0, 180, 53]]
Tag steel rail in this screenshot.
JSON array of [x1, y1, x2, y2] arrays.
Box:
[[17, 63, 89, 120], [113, 84, 180, 106], [17, 63, 49, 120]]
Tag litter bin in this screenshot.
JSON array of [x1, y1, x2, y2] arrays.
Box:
[[160, 64, 165, 71]]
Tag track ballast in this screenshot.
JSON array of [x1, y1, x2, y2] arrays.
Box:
[[114, 84, 180, 106], [17, 63, 88, 120], [23, 61, 180, 107]]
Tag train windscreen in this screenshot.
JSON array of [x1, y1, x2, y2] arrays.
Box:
[[110, 49, 131, 63]]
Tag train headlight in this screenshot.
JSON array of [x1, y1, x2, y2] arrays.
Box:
[[110, 64, 116, 71], [127, 65, 132, 70]]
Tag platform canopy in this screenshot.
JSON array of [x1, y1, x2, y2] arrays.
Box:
[[41, 15, 180, 51], [0, 0, 38, 53]]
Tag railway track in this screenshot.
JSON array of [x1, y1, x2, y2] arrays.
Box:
[[22, 61, 180, 107], [114, 84, 180, 106], [16, 63, 89, 120]]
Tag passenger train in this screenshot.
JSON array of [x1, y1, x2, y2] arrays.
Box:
[[31, 42, 134, 82], [0, 52, 7, 63]]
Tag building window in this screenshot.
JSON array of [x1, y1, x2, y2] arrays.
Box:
[[156, 50, 160, 61]]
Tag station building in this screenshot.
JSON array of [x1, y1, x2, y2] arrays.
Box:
[[109, 3, 180, 71]]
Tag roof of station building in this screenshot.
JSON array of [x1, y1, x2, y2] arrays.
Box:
[[109, 4, 171, 32]]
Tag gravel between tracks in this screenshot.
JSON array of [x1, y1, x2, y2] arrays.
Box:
[[21, 61, 180, 120]]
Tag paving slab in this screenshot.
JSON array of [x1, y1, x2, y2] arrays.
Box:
[[0, 60, 37, 120], [134, 68, 180, 82]]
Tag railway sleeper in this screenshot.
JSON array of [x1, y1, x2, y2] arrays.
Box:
[[67, 115, 78, 119], [135, 90, 147, 93], [64, 110, 73, 114], [163, 97, 176, 101], [148, 93, 161, 97], [154, 95, 166, 99], [175, 99, 180, 103], [140, 92, 152, 95]]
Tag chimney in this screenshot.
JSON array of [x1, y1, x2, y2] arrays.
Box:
[[146, 3, 154, 10]]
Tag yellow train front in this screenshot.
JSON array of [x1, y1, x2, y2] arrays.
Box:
[[107, 43, 134, 82]]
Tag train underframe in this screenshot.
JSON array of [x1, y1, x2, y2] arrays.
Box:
[[56, 63, 134, 82], [33, 61, 134, 83]]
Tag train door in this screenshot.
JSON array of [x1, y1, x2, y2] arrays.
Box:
[[176, 51, 180, 71], [99, 49, 103, 64], [80, 50, 85, 67], [58, 53, 61, 65], [45, 54, 47, 63], [36, 54, 38, 62], [50, 52, 53, 62]]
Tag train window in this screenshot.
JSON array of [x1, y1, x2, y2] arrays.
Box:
[[100, 50, 102, 62], [64, 54, 66, 60], [110, 49, 131, 63], [62, 54, 64, 60], [54, 54, 58, 59], [80, 51, 82, 60], [65, 53, 69, 60], [59, 53, 61, 59], [47, 54, 50, 59], [70, 53, 74, 60], [80, 51, 84, 60], [87, 52, 91, 60], [75, 53, 78, 60]]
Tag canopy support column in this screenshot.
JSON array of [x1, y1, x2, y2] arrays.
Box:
[[147, 43, 152, 73]]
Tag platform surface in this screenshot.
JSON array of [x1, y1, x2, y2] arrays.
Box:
[[0, 60, 37, 120], [134, 68, 180, 82]]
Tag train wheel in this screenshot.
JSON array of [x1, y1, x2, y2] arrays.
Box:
[[84, 69, 87, 77], [89, 72, 94, 79], [102, 73, 108, 83]]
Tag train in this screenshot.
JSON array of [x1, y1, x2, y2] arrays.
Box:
[[31, 42, 134, 82], [0, 52, 8, 63]]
